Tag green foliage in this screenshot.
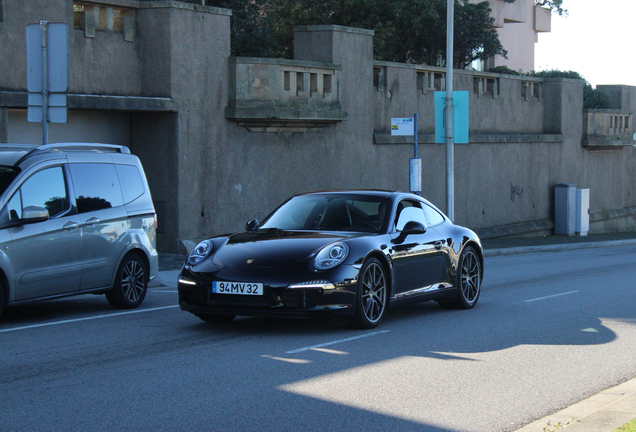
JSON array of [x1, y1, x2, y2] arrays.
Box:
[[206, 0, 277, 57], [535, 0, 567, 17], [502, 0, 568, 17], [615, 418, 636, 432], [490, 68, 611, 110], [226, 0, 507, 69], [488, 66, 522, 75]]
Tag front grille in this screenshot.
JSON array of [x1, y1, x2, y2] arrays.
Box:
[[179, 286, 208, 306], [279, 289, 323, 309]]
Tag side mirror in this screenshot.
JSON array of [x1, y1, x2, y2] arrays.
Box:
[[21, 206, 49, 224], [392, 220, 426, 244], [402, 221, 426, 235], [245, 219, 259, 232]]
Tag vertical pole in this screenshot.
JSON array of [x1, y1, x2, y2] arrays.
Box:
[[414, 113, 418, 158], [445, 0, 454, 220], [40, 20, 49, 145]]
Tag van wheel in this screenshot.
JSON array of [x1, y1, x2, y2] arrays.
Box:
[[0, 282, 5, 319], [106, 254, 148, 309]]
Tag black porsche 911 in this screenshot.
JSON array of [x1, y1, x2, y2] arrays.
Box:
[[178, 190, 483, 328]]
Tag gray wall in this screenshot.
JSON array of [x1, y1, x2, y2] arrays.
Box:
[[1, 1, 635, 253]]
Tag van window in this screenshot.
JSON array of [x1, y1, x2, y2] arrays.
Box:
[[115, 164, 145, 204], [0, 166, 19, 197], [8, 166, 68, 219], [69, 163, 124, 213]]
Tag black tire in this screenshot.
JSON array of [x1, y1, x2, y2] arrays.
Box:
[[0, 281, 5, 319], [196, 314, 236, 323], [106, 254, 148, 309], [438, 246, 481, 309], [348, 257, 388, 329]]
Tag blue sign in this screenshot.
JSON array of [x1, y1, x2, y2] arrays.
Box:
[[434, 91, 469, 144]]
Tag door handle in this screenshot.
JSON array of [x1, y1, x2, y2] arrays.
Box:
[[434, 241, 443, 250], [85, 217, 101, 227], [63, 221, 79, 231]]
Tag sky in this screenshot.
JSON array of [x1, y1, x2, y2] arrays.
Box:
[[534, 0, 636, 88]]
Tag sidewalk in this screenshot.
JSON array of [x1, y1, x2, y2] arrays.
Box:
[[152, 232, 636, 432], [514, 379, 636, 432]]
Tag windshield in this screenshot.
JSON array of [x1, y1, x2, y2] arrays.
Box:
[[0, 166, 19, 197], [260, 194, 391, 233]]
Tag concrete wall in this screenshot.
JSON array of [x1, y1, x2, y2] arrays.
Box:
[[1, 1, 635, 253]]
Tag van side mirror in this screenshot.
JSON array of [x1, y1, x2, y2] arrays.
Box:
[[22, 206, 49, 224]]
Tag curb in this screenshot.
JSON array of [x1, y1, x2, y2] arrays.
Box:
[[484, 239, 636, 257], [515, 377, 636, 432]]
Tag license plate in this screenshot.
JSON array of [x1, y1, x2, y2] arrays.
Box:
[[212, 281, 263, 296]]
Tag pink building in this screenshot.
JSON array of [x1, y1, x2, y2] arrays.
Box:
[[470, 0, 552, 72]]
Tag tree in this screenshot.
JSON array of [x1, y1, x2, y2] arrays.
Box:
[[535, 0, 567, 17], [206, 0, 277, 57], [263, 0, 507, 68], [502, 0, 568, 17], [490, 68, 610, 109]]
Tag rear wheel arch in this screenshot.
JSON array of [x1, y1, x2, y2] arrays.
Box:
[[461, 241, 484, 276], [106, 250, 149, 309], [0, 269, 9, 316]]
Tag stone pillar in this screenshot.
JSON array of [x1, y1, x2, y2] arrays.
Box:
[[542, 78, 584, 135], [292, 25, 375, 181], [0, 108, 7, 143]]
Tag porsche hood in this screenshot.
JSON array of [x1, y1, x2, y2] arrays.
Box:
[[209, 230, 356, 269]]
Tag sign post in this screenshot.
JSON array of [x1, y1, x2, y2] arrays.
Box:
[[391, 115, 421, 194], [26, 21, 69, 144]]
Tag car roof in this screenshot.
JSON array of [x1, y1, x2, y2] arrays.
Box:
[[0, 143, 131, 167], [296, 190, 427, 201], [298, 190, 397, 197]]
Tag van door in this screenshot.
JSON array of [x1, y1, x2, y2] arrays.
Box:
[[7, 166, 82, 300], [68, 163, 128, 291]]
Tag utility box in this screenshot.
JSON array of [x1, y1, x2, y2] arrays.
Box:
[[576, 188, 590, 236], [555, 183, 576, 235]]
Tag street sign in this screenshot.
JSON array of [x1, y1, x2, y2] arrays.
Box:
[[26, 21, 69, 140], [410, 158, 422, 193], [434, 91, 469, 144], [26, 22, 69, 93], [391, 118, 415, 136]]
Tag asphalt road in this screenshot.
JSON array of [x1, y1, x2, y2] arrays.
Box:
[[1, 245, 635, 432]]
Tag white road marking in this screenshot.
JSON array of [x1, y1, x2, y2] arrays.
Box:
[[524, 291, 579, 303], [0, 305, 179, 333], [286, 330, 390, 354]]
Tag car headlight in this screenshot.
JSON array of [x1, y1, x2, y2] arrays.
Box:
[[314, 242, 349, 270], [187, 240, 213, 266]]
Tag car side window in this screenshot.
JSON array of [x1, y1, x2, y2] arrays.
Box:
[[395, 200, 428, 231], [69, 163, 124, 214], [7, 166, 69, 219], [115, 164, 145, 204], [423, 204, 445, 226]]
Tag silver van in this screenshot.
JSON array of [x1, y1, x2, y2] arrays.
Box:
[[0, 143, 159, 317]]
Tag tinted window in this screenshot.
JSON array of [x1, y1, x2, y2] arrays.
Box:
[[69, 163, 124, 214], [423, 204, 445, 226], [260, 194, 391, 232], [395, 200, 428, 230], [0, 166, 20, 197], [8, 166, 68, 219], [115, 164, 145, 204]]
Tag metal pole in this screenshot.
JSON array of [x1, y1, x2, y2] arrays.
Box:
[[40, 20, 49, 145], [414, 112, 418, 158], [445, 0, 454, 220]]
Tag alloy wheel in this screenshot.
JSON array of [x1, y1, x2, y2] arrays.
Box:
[[361, 261, 387, 323]]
